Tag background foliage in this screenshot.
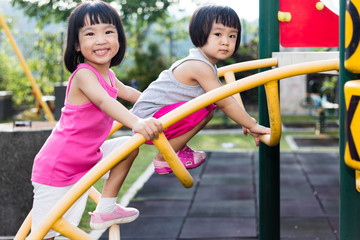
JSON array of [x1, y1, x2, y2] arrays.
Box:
[[0, 0, 258, 113]]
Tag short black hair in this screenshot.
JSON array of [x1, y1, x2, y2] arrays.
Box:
[[189, 5, 241, 55], [64, 1, 126, 73]]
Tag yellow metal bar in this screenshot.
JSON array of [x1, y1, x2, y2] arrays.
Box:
[[89, 186, 101, 204], [0, 13, 55, 121], [22, 58, 339, 239], [158, 58, 338, 146], [26, 133, 146, 240], [52, 218, 95, 240], [109, 121, 124, 136], [109, 225, 121, 240], [108, 58, 278, 137], [13, 210, 32, 240], [152, 133, 194, 188], [223, 71, 245, 109], [217, 57, 278, 77], [263, 81, 282, 146]]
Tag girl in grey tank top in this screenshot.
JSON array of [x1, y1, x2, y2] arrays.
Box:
[[132, 5, 270, 175]]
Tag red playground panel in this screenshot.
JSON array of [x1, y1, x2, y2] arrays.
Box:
[[279, 0, 339, 47]]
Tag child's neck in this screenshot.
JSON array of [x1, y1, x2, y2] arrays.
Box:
[[197, 48, 217, 66], [85, 61, 109, 73], [85, 61, 111, 85]]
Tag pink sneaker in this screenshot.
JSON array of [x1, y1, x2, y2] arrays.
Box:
[[153, 145, 206, 174], [89, 204, 139, 230]]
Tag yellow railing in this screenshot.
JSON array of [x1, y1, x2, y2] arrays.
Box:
[[0, 13, 55, 121], [108, 57, 279, 136], [15, 58, 339, 240]]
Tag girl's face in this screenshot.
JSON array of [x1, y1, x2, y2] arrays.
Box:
[[199, 22, 238, 66], [76, 17, 119, 69]]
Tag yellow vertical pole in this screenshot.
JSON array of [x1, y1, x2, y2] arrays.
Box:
[[0, 13, 55, 121], [152, 133, 194, 188]]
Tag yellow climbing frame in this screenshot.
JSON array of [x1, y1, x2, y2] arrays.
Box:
[[15, 57, 339, 240]]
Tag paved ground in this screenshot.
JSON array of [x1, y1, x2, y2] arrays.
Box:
[[99, 150, 340, 240]]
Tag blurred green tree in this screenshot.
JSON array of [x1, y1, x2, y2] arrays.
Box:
[[3, 0, 180, 110]]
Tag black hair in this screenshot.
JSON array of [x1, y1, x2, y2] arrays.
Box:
[[189, 5, 241, 55], [64, 1, 126, 73]]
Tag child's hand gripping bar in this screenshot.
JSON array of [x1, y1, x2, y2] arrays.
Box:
[[220, 58, 281, 147]]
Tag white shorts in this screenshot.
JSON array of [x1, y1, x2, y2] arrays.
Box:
[[31, 136, 131, 238], [31, 183, 90, 239]]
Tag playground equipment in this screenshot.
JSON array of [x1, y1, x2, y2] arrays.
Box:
[[344, 80, 360, 191], [14, 56, 339, 240], [10, 0, 360, 238], [0, 13, 55, 121], [14, 56, 280, 240]]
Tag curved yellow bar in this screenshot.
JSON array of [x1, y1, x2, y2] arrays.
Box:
[[217, 58, 278, 77], [221, 58, 279, 145], [52, 218, 94, 240], [263, 80, 282, 146], [14, 186, 100, 240], [21, 58, 339, 240], [158, 58, 339, 146], [25, 133, 146, 240], [109, 121, 124, 136], [109, 225, 121, 240], [109, 58, 278, 136], [153, 133, 193, 188], [223, 71, 245, 108], [14, 211, 32, 240], [0, 13, 55, 121]]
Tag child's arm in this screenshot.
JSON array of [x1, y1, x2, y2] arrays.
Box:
[[174, 60, 270, 145], [68, 69, 162, 140], [114, 78, 141, 103]]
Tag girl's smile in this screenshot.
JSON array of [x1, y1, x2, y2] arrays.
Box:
[[76, 19, 119, 70], [94, 49, 110, 55]]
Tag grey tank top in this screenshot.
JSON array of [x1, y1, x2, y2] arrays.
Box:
[[132, 48, 218, 118]]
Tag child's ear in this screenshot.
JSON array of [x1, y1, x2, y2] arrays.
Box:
[[75, 43, 80, 52]]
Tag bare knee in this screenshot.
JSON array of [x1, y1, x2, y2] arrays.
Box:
[[207, 109, 215, 120], [201, 109, 214, 126], [127, 148, 139, 162]]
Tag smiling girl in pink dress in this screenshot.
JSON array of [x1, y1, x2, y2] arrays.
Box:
[[31, 2, 163, 239]]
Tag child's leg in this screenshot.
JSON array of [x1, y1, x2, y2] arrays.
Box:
[[31, 182, 89, 240], [155, 109, 214, 161], [101, 147, 138, 198], [96, 137, 138, 199], [90, 137, 139, 230]]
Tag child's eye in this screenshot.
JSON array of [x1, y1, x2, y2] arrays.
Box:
[[85, 32, 94, 36], [230, 34, 237, 39], [106, 30, 115, 34], [215, 33, 221, 37]]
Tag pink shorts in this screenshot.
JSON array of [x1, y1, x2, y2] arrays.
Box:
[[145, 102, 216, 144]]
